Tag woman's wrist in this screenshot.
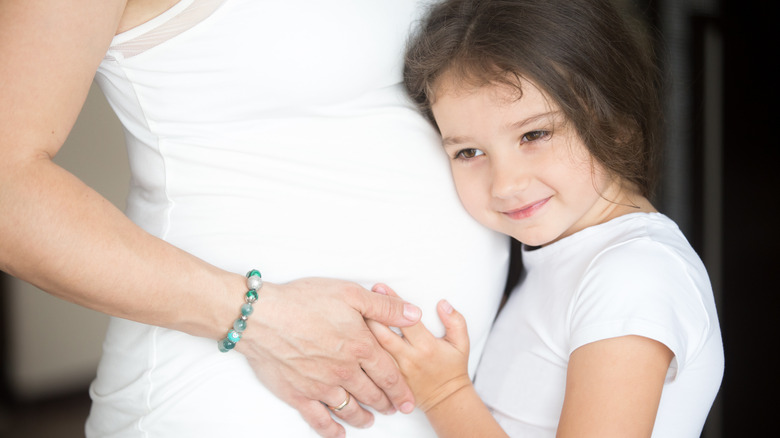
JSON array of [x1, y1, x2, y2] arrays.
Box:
[[217, 270, 263, 352], [170, 267, 248, 340]]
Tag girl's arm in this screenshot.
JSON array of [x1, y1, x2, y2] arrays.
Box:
[[372, 285, 673, 438], [557, 335, 673, 437], [0, 2, 418, 436], [369, 285, 509, 437]]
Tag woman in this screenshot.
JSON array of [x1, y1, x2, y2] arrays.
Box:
[[0, 0, 508, 436]]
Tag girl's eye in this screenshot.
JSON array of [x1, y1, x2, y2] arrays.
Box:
[[455, 148, 484, 159], [521, 130, 550, 142]]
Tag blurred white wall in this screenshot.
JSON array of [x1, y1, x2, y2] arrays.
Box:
[[7, 81, 129, 400]]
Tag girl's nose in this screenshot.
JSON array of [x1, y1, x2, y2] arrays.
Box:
[[490, 157, 528, 199]]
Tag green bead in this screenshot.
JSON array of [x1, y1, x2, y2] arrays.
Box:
[[246, 289, 258, 302], [233, 318, 247, 333], [241, 303, 254, 317], [218, 338, 235, 352], [227, 329, 241, 342], [246, 269, 261, 278]]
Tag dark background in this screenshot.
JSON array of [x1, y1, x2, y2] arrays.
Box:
[[714, 0, 777, 436], [630, 0, 777, 434]]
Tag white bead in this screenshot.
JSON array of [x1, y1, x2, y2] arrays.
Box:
[[247, 275, 263, 290]]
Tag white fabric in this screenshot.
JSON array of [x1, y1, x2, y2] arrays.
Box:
[[86, 1, 509, 436], [474, 213, 723, 437]]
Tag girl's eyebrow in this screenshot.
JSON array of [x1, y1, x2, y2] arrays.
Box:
[[441, 110, 560, 147], [441, 135, 472, 147], [507, 110, 560, 131]]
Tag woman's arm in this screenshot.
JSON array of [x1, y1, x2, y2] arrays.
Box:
[[0, 2, 418, 436]]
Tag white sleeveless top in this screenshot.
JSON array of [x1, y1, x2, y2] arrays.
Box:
[[86, 1, 509, 436]]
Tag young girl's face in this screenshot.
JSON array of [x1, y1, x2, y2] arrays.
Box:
[[431, 76, 639, 246]]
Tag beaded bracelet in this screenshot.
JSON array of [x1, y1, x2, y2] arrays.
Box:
[[218, 269, 263, 353]]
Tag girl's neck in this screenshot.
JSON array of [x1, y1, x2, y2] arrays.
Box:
[[543, 183, 656, 248], [591, 185, 656, 232]]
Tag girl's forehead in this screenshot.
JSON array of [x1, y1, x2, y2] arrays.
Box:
[[432, 72, 557, 112]]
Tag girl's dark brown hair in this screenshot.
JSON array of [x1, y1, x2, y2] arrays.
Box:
[[404, 0, 664, 197]]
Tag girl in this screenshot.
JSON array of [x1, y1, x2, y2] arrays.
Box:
[[369, 0, 724, 436]]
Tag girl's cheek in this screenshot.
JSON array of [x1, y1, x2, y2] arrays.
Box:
[[452, 176, 475, 207], [460, 190, 490, 226]]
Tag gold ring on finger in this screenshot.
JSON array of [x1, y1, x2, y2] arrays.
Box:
[[329, 392, 351, 412]]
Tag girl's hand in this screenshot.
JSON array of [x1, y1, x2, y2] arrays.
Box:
[[367, 283, 473, 412]]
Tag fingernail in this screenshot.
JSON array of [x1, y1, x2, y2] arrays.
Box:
[[403, 303, 421, 321], [373, 285, 388, 295], [400, 402, 415, 414], [440, 299, 454, 314]]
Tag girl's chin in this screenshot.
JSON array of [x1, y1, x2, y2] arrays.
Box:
[[509, 231, 559, 248]]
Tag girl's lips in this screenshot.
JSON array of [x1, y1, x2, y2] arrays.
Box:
[[503, 197, 550, 220]]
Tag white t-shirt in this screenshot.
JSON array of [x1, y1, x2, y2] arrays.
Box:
[[475, 213, 723, 437], [86, 1, 509, 436]]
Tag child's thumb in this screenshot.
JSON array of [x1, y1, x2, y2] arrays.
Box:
[[437, 299, 469, 352]]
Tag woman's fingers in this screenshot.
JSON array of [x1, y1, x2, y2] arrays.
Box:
[[365, 319, 416, 413], [357, 283, 421, 327], [294, 398, 347, 438], [371, 283, 433, 344], [324, 389, 376, 431]]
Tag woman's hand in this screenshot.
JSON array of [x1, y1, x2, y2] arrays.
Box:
[[236, 278, 423, 438], [367, 284, 472, 412]]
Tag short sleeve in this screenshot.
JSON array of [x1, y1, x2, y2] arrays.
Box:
[[567, 239, 711, 381]]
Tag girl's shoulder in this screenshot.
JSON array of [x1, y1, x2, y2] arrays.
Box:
[[569, 213, 720, 375], [589, 212, 705, 278]]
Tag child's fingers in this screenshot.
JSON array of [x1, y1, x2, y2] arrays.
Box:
[[398, 319, 435, 346], [437, 300, 470, 354], [366, 319, 408, 354]]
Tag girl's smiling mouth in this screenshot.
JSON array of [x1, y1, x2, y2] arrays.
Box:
[[502, 197, 551, 220]]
